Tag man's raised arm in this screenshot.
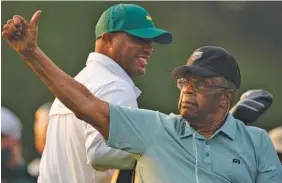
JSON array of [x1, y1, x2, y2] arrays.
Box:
[[2, 10, 110, 139]]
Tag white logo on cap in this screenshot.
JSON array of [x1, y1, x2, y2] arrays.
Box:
[[191, 51, 203, 61]]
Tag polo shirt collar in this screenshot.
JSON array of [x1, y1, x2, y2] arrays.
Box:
[[182, 113, 237, 140]]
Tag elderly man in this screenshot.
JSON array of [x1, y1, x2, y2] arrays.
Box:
[[2, 9, 282, 183], [2, 3, 172, 183]]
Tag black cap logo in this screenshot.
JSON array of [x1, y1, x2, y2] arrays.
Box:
[[190, 51, 203, 61]]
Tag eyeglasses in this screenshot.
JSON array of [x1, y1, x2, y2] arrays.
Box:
[[176, 78, 229, 92]]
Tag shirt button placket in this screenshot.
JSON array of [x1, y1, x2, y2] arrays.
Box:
[[204, 140, 212, 169]]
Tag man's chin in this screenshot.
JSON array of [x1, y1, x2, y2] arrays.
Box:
[[133, 69, 146, 77], [181, 112, 198, 121]]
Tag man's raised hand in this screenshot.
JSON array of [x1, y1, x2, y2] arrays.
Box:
[[2, 10, 42, 54]]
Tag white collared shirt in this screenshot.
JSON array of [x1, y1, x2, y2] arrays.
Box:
[[38, 53, 141, 183]]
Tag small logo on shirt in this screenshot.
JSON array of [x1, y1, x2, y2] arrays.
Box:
[[181, 122, 186, 136], [232, 158, 240, 164]]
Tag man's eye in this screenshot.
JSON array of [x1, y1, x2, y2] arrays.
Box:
[[180, 81, 187, 86], [197, 81, 205, 88]]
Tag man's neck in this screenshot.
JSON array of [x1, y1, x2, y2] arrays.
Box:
[[188, 113, 227, 139]]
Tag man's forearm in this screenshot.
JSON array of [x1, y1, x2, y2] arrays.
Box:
[[20, 47, 109, 138]]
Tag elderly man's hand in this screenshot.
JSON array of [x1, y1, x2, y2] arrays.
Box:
[[2, 10, 42, 54]]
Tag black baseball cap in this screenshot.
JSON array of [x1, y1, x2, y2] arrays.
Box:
[[170, 46, 241, 89]]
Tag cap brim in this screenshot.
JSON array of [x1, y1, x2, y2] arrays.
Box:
[[124, 27, 172, 44], [170, 65, 218, 79]]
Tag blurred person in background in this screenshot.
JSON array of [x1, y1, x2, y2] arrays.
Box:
[[27, 102, 52, 180], [269, 126, 282, 164], [1, 106, 35, 183], [1, 3, 172, 183]]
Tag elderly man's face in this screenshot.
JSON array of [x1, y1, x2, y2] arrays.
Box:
[[177, 75, 230, 121], [108, 32, 153, 77]]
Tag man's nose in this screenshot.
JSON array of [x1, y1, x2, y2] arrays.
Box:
[[182, 83, 196, 95]]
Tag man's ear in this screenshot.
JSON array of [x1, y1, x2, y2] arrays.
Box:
[[220, 91, 233, 107], [101, 32, 114, 46]]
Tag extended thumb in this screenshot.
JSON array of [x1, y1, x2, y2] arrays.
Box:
[[30, 10, 42, 26]]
